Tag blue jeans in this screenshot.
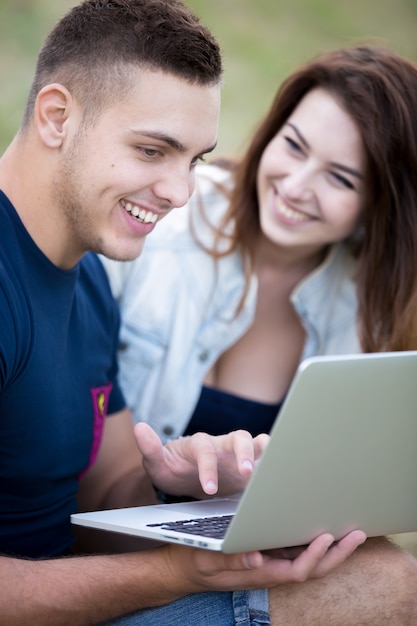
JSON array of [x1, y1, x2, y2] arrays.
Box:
[[100, 589, 270, 625]]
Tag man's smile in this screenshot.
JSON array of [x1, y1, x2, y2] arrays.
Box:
[[121, 199, 158, 224]]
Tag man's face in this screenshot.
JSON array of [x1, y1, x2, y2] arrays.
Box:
[[52, 69, 220, 266]]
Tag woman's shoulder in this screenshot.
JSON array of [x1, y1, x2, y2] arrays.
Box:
[[195, 160, 235, 188], [146, 162, 234, 246]]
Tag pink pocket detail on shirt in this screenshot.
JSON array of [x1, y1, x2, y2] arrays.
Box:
[[79, 383, 113, 479]]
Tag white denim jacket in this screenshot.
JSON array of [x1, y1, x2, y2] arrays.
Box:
[[102, 164, 361, 442]]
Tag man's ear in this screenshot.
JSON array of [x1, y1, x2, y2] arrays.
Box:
[[34, 83, 74, 148]]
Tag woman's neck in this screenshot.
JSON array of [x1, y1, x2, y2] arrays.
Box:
[[253, 233, 329, 293]]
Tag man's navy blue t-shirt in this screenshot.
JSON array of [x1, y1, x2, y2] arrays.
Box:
[[0, 190, 125, 558]]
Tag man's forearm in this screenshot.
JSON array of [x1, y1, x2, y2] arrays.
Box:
[[2, 549, 183, 626], [74, 465, 160, 554]]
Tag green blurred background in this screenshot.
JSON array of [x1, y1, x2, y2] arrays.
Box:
[[1, 0, 417, 156]]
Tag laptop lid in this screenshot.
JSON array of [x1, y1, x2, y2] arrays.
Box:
[[72, 351, 417, 552]]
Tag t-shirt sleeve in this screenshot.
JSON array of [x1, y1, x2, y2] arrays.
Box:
[[92, 254, 128, 417], [107, 376, 126, 416]]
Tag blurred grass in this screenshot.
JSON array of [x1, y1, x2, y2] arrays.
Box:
[[1, 0, 417, 156]]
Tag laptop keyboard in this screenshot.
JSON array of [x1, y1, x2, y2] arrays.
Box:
[[147, 514, 233, 538]]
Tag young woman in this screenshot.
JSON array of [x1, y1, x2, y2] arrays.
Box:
[[102, 44, 417, 442]]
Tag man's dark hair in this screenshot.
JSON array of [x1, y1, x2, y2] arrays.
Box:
[[22, 0, 222, 126]]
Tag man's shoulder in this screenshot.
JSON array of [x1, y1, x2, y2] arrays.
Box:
[[0, 257, 32, 387], [80, 250, 110, 279], [79, 252, 118, 313], [0, 209, 30, 322]]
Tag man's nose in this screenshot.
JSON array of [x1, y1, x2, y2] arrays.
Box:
[[152, 167, 194, 208]]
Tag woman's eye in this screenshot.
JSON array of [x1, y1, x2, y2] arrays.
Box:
[[331, 171, 355, 190], [284, 136, 303, 154]]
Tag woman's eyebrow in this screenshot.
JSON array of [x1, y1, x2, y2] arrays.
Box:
[[330, 162, 363, 179], [286, 122, 309, 150]]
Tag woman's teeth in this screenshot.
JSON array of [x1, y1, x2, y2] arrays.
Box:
[[276, 198, 310, 222], [123, 201, 158, 224]]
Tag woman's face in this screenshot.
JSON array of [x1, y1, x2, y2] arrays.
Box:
[[256, 88, 365, 258]]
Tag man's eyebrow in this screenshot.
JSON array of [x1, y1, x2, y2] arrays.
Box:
[[131, 130, 187, 152], [286, 122, 363, 180], [130, 130, 217, 156]]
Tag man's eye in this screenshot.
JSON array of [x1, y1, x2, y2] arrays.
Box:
[[138, 147, 160, 158], [190, 155, 206, 167]]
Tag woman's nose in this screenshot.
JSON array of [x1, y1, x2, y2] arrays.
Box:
[[281, 165, 314, 202]]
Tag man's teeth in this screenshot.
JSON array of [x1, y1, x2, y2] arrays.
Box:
[[123, 201, 158, 224], [276, 199, 309, 222]]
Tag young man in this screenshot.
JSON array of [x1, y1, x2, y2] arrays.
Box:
[[0, 1, 413, 624]]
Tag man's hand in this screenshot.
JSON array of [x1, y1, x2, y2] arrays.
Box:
[[160, 530, 367, 595], [134, 422, 269, 498]]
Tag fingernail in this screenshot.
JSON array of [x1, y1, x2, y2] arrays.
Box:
[[323, 538, 334, 554], [205, 480, 217, 492], [243, 552, 262, 569], [241, 460, 253, 471]]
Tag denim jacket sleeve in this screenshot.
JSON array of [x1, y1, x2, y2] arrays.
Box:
[[291, 243, 361, 359]]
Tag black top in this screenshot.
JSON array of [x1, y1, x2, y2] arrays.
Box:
[[184, 384, 283, 437]]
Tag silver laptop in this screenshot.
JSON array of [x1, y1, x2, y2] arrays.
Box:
[[72, 351, 417, 553]]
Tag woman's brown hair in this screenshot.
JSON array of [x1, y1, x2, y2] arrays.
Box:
[[203, 45, 417, 352]]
